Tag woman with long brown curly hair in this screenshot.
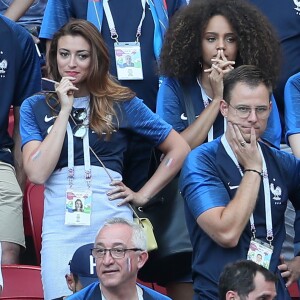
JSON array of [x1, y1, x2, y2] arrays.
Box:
[[19, 19, 189, 299], [158, 0, 281, 150]]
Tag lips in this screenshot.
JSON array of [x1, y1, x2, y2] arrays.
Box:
[[66, 71, 79, 77], [102, 269, 118, 275]]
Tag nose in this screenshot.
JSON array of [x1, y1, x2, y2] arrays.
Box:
[[247, 108, 258, 123], [217, 39, 225, 51], [68, 54, 77, 68], [102, 250, 114, 265]]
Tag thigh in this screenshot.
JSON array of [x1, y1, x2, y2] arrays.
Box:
[[0, 162, 24, 246]]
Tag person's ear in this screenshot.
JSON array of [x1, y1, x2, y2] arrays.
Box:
[[220, 99, 229, 118], [226, 290, 239, 300], [65, 273, 76, 292], [137, 251, 148, 270]]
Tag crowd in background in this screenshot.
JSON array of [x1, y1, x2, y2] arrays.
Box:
[[0, 0, 300, 299]]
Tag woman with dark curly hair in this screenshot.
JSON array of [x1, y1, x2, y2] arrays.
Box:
[[157, 0, 281, 150], [153, 0, 282, 298]]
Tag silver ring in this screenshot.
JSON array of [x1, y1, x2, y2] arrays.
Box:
[[240, 141, 246, 147]]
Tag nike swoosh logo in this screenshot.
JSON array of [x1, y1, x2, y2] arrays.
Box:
[[229, 185, 239, 190], [181, 113, 187, 120], [44, 115, 57, 122]]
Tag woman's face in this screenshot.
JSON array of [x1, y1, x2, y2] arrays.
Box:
[[201, 15, 238, 70], [75, 200, 82, 210], [57, 35, 91, 87]]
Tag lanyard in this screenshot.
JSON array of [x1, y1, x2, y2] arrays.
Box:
[[197, 78, 227, 142], [103, 0, 147, 42], [221, 135, 274, 245], [66, 120, 91, 189], [87, 0, 169, 61]]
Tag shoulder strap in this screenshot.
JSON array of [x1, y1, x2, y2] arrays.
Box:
[[180, 82, 195, 126]]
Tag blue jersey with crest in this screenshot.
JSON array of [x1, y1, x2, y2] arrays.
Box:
[[20, 94, 172, 174], [180, 137, 300, 299]]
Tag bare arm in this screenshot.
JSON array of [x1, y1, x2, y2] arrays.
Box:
[[109, 129, 190, 207], [138, 129, 190, 201], [13, 107, 26, 192], [181, 50, 235, 149], [4, 0, 34, 21], [197, 123, 262, 248], [22, 78, 78, 184], [288, 134, 300, 159]]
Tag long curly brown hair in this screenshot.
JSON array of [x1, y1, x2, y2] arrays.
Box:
[[46, 19, 135, 137], [160, 0, 281, 87]]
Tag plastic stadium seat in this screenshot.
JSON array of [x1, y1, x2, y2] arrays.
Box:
[[0, 265, 43, 299], [288, 282, 300, 299], [24, 183, 44, 265]]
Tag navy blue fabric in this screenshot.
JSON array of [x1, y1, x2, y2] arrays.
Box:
[[157, 77, 281, 148], [40, 0, 183, 112], [0, 0, 47, 27], [66, 282, 171, 300], [0, 15, 41, 165], [157, 77, 228, 138], [180, 138, 300, 299], [284, 72, 300, 142], [39, 0, 184, 191], [20, 95, 172, 175], [247, 0, 300, 134]]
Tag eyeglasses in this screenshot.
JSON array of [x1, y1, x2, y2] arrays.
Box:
[[91, 247, 142, 259], [228, 103, 270, 119], [71, 108, 88, 138]]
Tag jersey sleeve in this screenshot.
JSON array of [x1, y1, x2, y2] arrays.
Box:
[[123, 97, 172, 146], [284, 72, 300, 142], [156, 77, 186, 133], [13, 21, 41, 106], [20, 95, 44, 147], [39, 0, 72, 39], [179, 142, 230, 220], [261, 94, 281, 149]]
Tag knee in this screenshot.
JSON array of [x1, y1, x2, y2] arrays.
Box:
[[1, 242, 21, 264]]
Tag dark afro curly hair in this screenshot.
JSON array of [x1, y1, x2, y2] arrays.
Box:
[[160, 0, 281, 88]]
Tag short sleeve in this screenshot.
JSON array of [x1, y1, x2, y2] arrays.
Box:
[[20, 96, 44, 147]]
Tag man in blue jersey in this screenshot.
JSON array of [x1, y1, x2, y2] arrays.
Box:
[[0, 14, 41, 264], [67, 217, 171, 300], [180, 65, 300, 299]]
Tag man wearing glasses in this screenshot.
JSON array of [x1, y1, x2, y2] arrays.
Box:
[[179, 65, 300, 299], [67, 217, 171, 300]]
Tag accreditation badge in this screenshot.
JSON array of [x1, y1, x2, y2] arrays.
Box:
[[114, 42, 143, 80], [247, 238, 273, 269], [65, 188, 92, 226]]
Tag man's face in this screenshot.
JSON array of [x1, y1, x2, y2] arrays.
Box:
[[245, 272, 277, 300], [221, 82, 271, 143], [94, 224, 147, 289]]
